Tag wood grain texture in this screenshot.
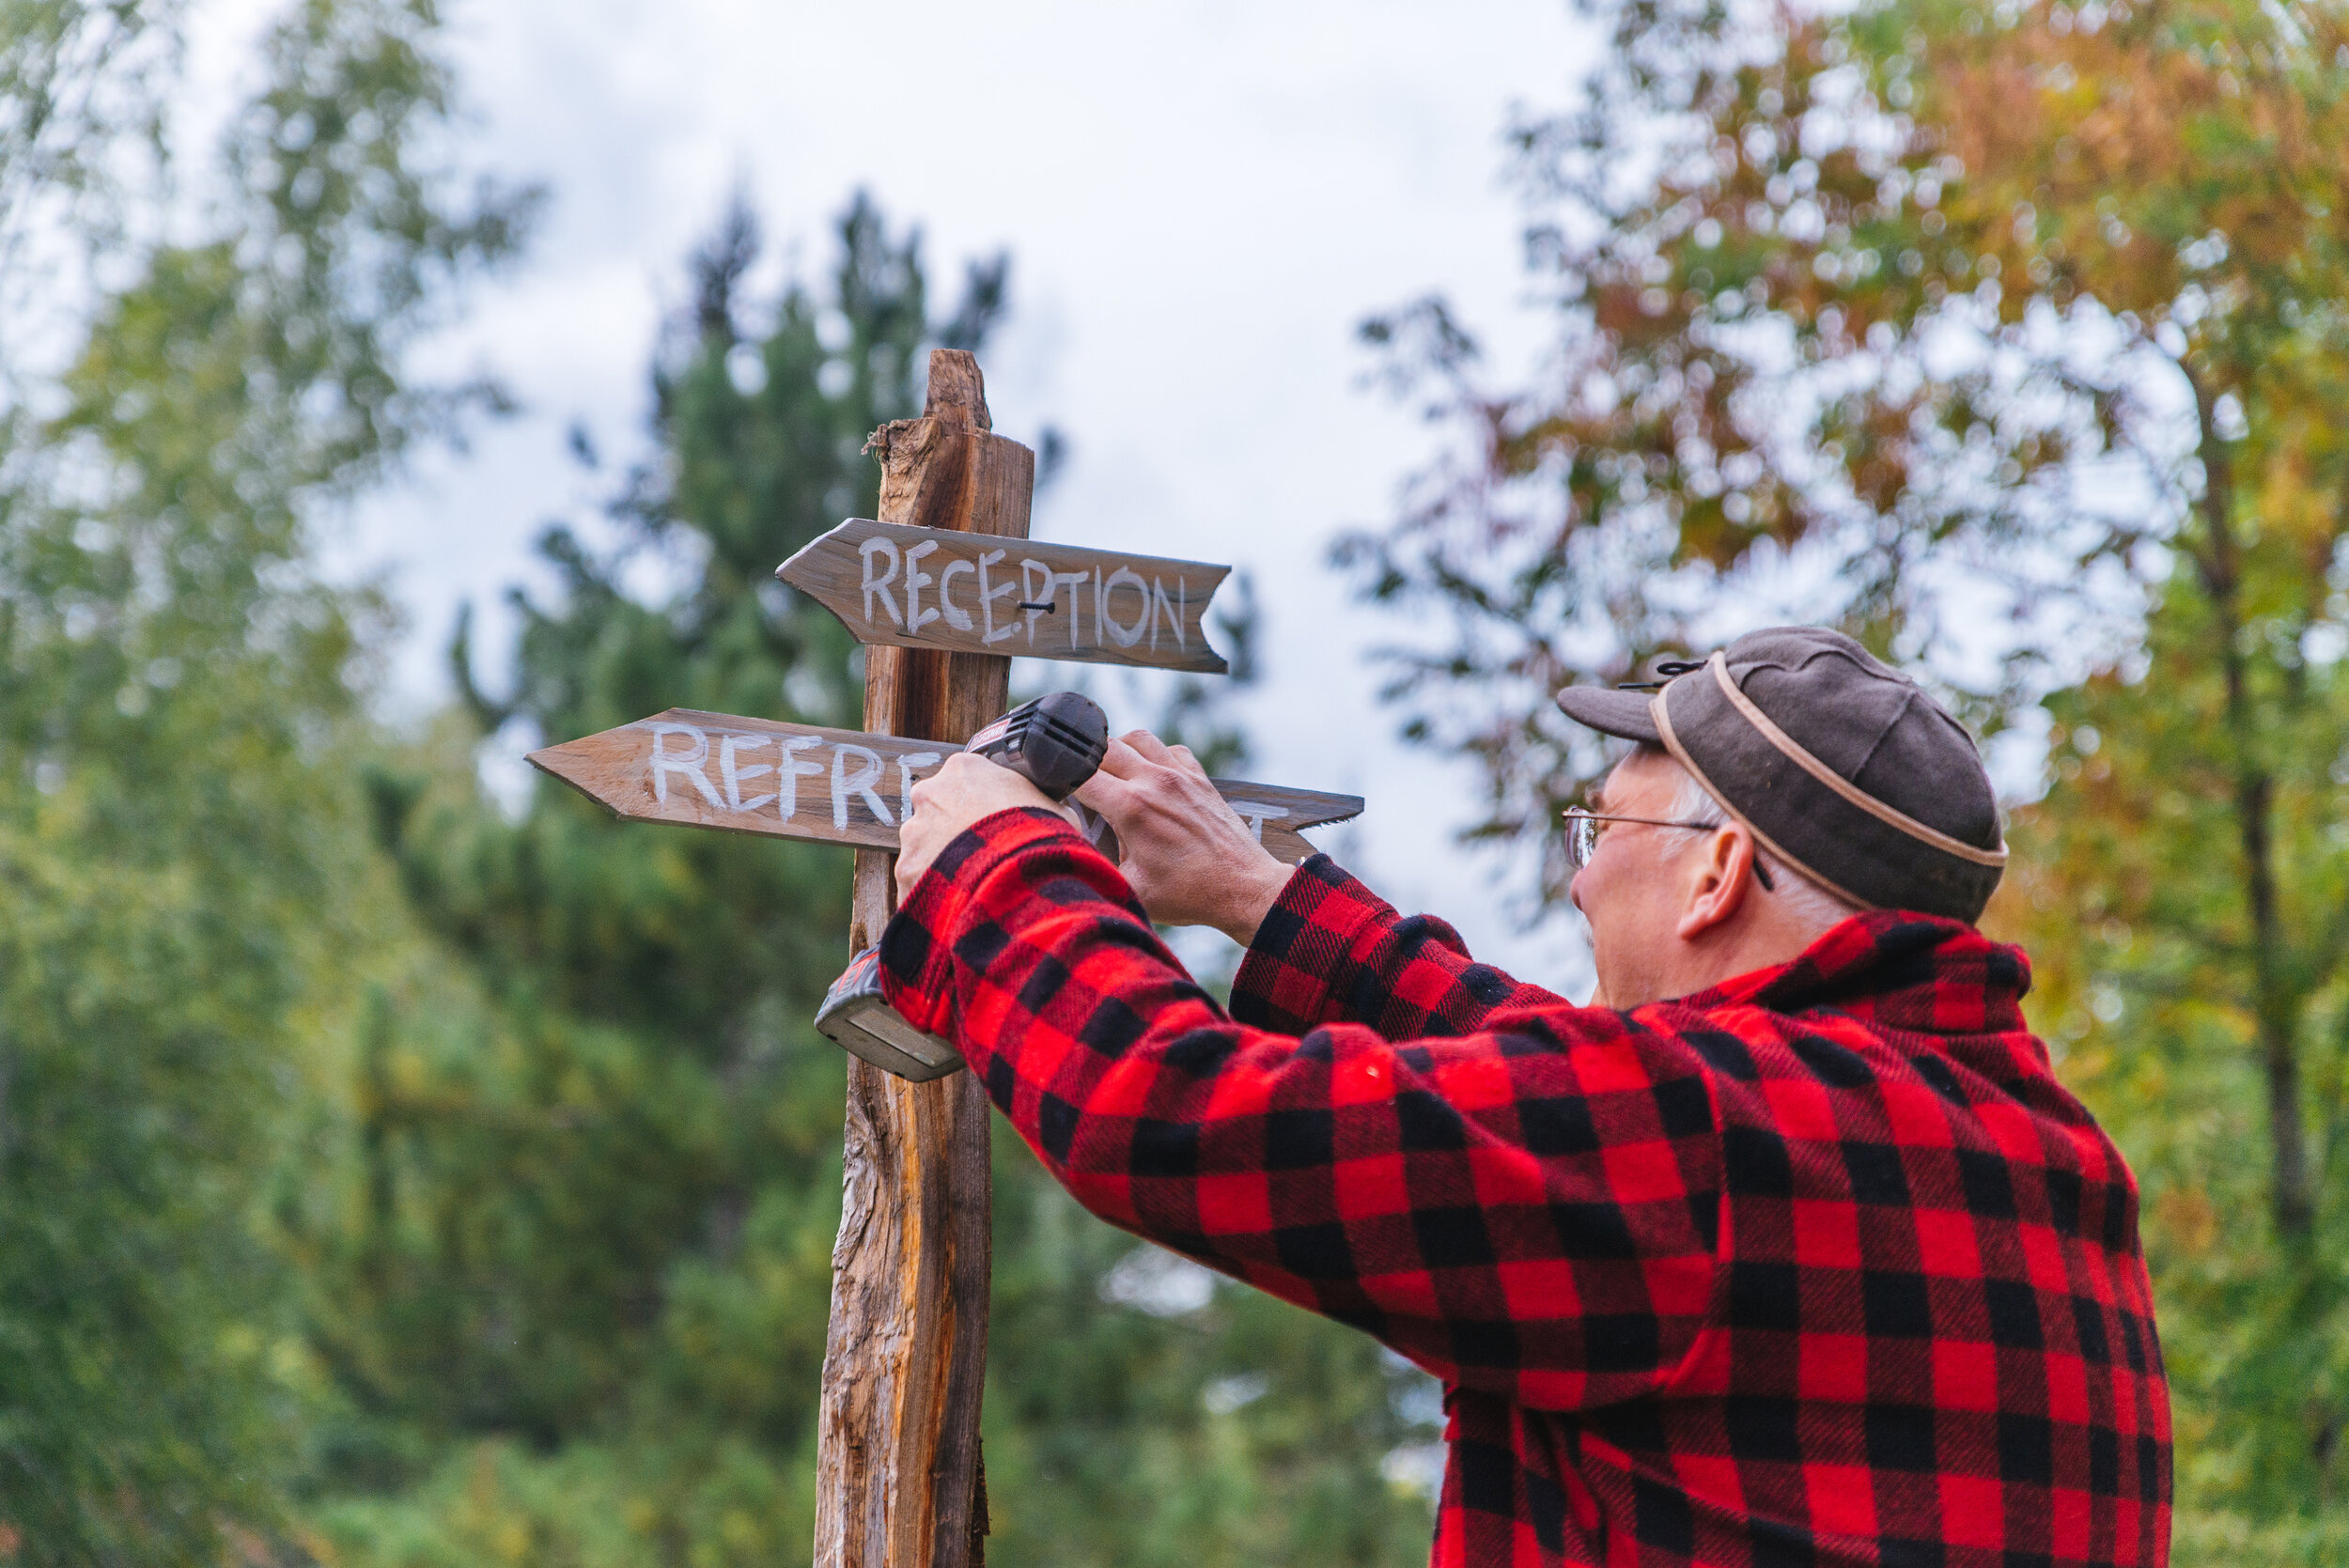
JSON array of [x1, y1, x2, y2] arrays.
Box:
[[817, 349, 1019, 1568], [527, 710, 955, 849], [777, 518, 1233, 674], [524, 709, 1361, 862]]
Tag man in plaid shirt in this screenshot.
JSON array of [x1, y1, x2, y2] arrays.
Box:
[[882, 626, 2170, 1566]]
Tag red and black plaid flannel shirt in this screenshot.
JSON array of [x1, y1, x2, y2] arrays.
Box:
[[879, 809, 2172, 1567]]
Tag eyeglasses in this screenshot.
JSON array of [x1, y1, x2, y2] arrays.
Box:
[[1562, 807, 1776, 890]]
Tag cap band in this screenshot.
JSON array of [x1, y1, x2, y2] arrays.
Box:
[[1701, 654, 2007, 869], [1649, 685, 1876, 909], [1562, 629, 2006, 922]]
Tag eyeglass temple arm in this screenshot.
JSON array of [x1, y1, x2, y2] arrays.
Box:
[[1565, 811, 1777, 892]]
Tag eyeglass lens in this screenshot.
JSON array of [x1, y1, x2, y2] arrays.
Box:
[[1567, 810, 1598, 868]]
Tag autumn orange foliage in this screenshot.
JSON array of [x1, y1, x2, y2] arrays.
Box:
[[1349, 0, 2349, 1543]]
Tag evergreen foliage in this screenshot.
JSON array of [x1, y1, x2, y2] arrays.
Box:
[[48, 0, 2349, 1559], [304, 191, 976, 1560], [0, 0, 531, 1558], [312, 191, 1439, 1564], [0, 0, 1436, 1549]]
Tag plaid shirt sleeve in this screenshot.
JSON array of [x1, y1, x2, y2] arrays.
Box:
[[1232, 854, 1567, 1037], [879, 809, 1721, 1411]]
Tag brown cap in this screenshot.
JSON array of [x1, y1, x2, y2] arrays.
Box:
[[1555, 627, 2006, 922]]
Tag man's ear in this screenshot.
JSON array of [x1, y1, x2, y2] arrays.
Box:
[[1675, 825, 1756, 940]]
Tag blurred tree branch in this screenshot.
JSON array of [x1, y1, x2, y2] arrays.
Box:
[[1348, 0, 2349, 1535]]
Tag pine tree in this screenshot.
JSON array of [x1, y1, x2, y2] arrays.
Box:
[[303, 191, 964, 1560], [318, 192, 1438, 1565], [0, 0, 531, 1558]]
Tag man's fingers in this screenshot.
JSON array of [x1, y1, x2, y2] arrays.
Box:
[[1072, 767, 1143, 817], [1165, 742, 1206, 780], [1090, 733, 1188, 804], [906, 754, 977, 817], [1092, 735, 1155, 781], [911, 751, 986, 794], [894, 816, 940, 897], [1120, 729, 1181, 766]]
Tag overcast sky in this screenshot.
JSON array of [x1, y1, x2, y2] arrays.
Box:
[[271, 0, 1600, 981]]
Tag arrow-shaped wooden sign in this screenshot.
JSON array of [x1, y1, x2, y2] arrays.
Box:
[[778, 518, 1231, 675], [528, 707, 1361, 864]]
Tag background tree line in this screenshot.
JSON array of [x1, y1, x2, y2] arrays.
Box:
[[0, 0, 2342, 1560], [1351, 0, 2349, 1555], [0, 3, 1430, 1562]]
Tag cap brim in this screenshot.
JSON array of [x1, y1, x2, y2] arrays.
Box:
[[1555, 685, 1663, 744]]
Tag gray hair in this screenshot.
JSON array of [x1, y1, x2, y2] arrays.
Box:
[[1657, 754, 1862, 936]]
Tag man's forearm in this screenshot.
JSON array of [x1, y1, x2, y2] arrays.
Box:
[[874, 807, 1718, 1414], [1231, 857, 1568, 1038]]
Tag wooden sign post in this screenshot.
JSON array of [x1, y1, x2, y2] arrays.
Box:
[[527, 349, 1361, 1568], [815, 352, 1020, 1568]]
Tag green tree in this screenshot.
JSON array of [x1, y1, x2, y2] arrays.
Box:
[[2006, 600, 2349, 1560], [313, 191, 1436, 1565], [983, 1182, 1438, 1568], [300, 191, 969, 1562], [0, 0, 530, 1559], [1940, 2, 2349, 1549], [1350, 0, 2349, 1553]]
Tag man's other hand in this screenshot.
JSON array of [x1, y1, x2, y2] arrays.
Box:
[[896, 753, 1071, 903], [1075, 731, 1294, 945]]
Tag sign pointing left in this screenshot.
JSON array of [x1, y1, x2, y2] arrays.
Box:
[[778, 518, 1232, 674], [528, 708, 1362, 862], [534, 709, 953, 850]]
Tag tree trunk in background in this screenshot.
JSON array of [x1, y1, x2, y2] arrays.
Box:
[[2189, 369, 2312, 1237]]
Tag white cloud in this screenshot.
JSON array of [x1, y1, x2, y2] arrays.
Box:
[[338, 0, 1595, 980]]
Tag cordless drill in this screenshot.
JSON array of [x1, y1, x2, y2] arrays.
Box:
[[815, 691, 1111, 1080]]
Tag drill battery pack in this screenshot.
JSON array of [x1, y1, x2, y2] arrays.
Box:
[[814, 945, 962, 1081]]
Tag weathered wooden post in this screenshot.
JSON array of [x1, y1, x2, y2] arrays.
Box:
[[526, 347, 1361, 1567], [815, 349, 1021, 1568]]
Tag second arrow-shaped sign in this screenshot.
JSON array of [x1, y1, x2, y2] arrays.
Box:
[[779, 519, 1232, 674], [530, 708, 1361, 866]]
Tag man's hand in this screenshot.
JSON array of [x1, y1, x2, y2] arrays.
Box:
[[1075, 730, 1294, 945], [896, 753, 1072, 903]]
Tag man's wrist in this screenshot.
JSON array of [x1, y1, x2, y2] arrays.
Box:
[[1215, 859, 1297, 948]]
